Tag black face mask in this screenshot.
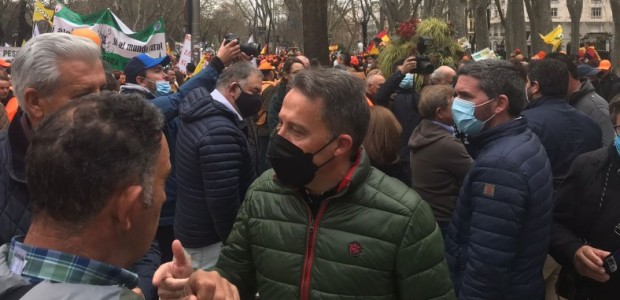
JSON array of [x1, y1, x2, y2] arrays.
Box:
[[267, 133, 338, 187], [235, 85, 262, 118]]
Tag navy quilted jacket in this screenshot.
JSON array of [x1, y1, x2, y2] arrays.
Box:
[[174, 88, 256, 248], [445, 117, 554, 300], [522, 96, 602, 189], [0, 113, 30, 244]]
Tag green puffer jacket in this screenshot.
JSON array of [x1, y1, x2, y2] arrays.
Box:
[[214, 150, 455, 300]]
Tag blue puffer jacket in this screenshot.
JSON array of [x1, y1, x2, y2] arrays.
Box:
[[445, 117, 554, 300], [174, 88, 256, 249], [522, 96, 602, 189], [120, 60, 224, 227]]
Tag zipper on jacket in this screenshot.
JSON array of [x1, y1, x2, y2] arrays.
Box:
[[299, 200, 330, 300]]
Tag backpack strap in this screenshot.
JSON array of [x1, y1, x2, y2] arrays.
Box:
[[1, 284, 36, 300]]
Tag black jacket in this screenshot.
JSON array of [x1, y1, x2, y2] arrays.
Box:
[[522, 96, 602, 189], [374, 70, 422, 164], [0, 113, 30, 244], [550, 146, 620, 299], [174, 88, 256, 248], [593, 73, 620, 102]]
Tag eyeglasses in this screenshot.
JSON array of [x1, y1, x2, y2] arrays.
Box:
[[615, 125, 620, 137]]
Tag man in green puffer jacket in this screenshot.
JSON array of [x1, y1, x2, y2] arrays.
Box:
[[155, 68, 455, 300]]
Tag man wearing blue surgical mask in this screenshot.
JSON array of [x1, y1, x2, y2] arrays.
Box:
[[373, 57, 421, 172], [446, 60, 554, 300]]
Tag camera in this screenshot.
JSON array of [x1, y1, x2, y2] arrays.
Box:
[[410, 36, 435, 75], [410, 56, 434, 75], [604, 249, 620, 274], [224, 33, 261, 57]]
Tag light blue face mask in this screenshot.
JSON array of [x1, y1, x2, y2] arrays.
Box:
[[614, 134, 620, 156], [399, 73, 414, 89], [155, 80, 172, 96], [451, 97, 497, 136]]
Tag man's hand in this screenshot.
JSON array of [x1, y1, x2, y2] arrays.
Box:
[[154, 240, 194, 300], [182, 270, 240, 300], [132, 287, 144, 299], [574, 245, 610, 282], [398, 56, 417, 74], [216, 39, 241, 66]]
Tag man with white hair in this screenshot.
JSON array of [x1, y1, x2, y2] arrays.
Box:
[[430, 65, 456, 86], [0, 32, 220, 300], [365, 72, 385, 104]]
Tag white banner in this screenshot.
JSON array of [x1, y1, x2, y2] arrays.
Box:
[[472, 47, 497, 61], [52, 5, 166, 70], [178, 34, 192, 73], [0, 47, 20, 60]]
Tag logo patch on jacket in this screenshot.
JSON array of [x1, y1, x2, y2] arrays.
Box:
[[348, 242, 362, 257], [483, 183, 495, 197]]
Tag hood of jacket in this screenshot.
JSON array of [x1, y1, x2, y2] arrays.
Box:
[[179, 87, 238, 124], [120, 83, 156, 99], [408, 119, 453, 152]]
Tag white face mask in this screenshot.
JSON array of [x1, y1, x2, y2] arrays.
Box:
[[524, 87, 530, 104]]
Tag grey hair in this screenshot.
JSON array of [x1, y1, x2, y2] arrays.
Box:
[[216, 61, 262, 90], [292, 68, 370, 152], [12, 33, 101, 111], [457, 60, 526, 117]]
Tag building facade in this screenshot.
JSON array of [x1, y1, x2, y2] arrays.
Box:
[[481, 0, 613, 56]]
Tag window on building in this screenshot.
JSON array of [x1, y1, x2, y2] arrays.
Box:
[[551, 8, 558, 18], [592, 0, 602, 4], [591, 7, 602, 18]]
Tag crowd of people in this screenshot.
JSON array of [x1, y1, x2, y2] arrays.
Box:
[[0, 30, 618, 300]]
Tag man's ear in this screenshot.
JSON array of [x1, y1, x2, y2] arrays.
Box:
[[227, 82, 239, 98], [334, 134, 353, 157], [494, 94, 509, 114], [529, 81, 539, 95], [114, 185, 143, 231], [22, 87, 45, 121]]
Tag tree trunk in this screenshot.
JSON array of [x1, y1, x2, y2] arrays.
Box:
[[611, 0, 620, 75], [566, 0, 582, 56], [473, 0, 491, 50], [525, 0, 552, 53], [448, 0, 468, 38], [494, 0, 506, 30], [360, 0, 372, 49], [381, 0, 414, 33], [17, 0, 30, 43], [432, 0, 447, 18], [505, 0, 527, 56], [423, 0, 434, 18], [301, 0, 329, 64]]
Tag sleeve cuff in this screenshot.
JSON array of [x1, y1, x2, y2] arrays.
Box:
[[210, 56, 225, 73]]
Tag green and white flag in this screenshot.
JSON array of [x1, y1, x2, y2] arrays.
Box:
[[52, 4, 166, 70]]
